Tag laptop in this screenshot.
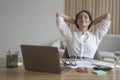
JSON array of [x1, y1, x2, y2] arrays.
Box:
[[21, 45, 70, 74]]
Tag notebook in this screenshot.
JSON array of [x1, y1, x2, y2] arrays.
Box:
[[21, 45, 70, 74]]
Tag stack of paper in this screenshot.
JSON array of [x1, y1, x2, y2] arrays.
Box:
[[70, 61, 96, 68], [92, 61, 120, 68]]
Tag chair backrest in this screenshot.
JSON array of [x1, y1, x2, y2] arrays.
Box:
[[62, 48, 70, 58], [93, 50, 101, 60], [98, 35, 120, 52]]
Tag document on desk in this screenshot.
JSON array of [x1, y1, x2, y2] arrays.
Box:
[[92, 61, 120, 68], [70, 61, 96, 69]]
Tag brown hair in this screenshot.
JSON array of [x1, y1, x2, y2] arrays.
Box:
[[75, 10, 93, 30]]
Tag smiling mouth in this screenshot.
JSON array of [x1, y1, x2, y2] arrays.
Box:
[[81, 21, 86, 23], [81, 22, 86, 24]]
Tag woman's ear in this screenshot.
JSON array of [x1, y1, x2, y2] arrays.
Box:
[[89, 20, 93, 26]]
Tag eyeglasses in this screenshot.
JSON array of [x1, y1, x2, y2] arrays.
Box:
[[62, 56, 78, 66]]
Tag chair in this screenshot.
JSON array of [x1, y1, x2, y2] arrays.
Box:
[[62, 48, 69, 58]]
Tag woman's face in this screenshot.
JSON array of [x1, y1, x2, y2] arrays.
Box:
[[77, 12, 91, 29]]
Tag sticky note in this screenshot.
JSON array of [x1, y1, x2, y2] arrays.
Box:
[[92, 70, 107, 75]]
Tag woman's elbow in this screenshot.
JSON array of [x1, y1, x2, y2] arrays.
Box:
[[56, 12, 62, 17], [56, 12, 59, 17], [105, 13, 111, 20]]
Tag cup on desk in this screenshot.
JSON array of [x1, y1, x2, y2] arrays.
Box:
[[113, 51, 120, 69], [6, 50, 19, 68]]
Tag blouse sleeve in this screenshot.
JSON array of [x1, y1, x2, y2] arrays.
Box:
[[56, 16, 72, 37], [94, 19, 111, 43]]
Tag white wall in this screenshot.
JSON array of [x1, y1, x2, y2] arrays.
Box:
[[0, 0, 64, 57]]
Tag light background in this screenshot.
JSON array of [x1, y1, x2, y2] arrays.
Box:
[[0, 0, 64, 57]]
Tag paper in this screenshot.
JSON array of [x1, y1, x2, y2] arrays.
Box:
[[70, 60, 96, 69], [92, 61, 120, 68]]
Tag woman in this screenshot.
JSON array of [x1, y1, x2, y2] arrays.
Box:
[[56, 10, 111, 60]]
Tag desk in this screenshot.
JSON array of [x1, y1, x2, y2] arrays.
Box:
[[0, 58, 120, 80]]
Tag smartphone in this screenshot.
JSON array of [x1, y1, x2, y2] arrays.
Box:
[[93, 66, 112, 71]]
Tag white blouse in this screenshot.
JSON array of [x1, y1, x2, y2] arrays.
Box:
[[56, 17, 111, 59]]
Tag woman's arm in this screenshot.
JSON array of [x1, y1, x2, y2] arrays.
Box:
[[91, 13, 111, 26], [56, 12, 75, 24]]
